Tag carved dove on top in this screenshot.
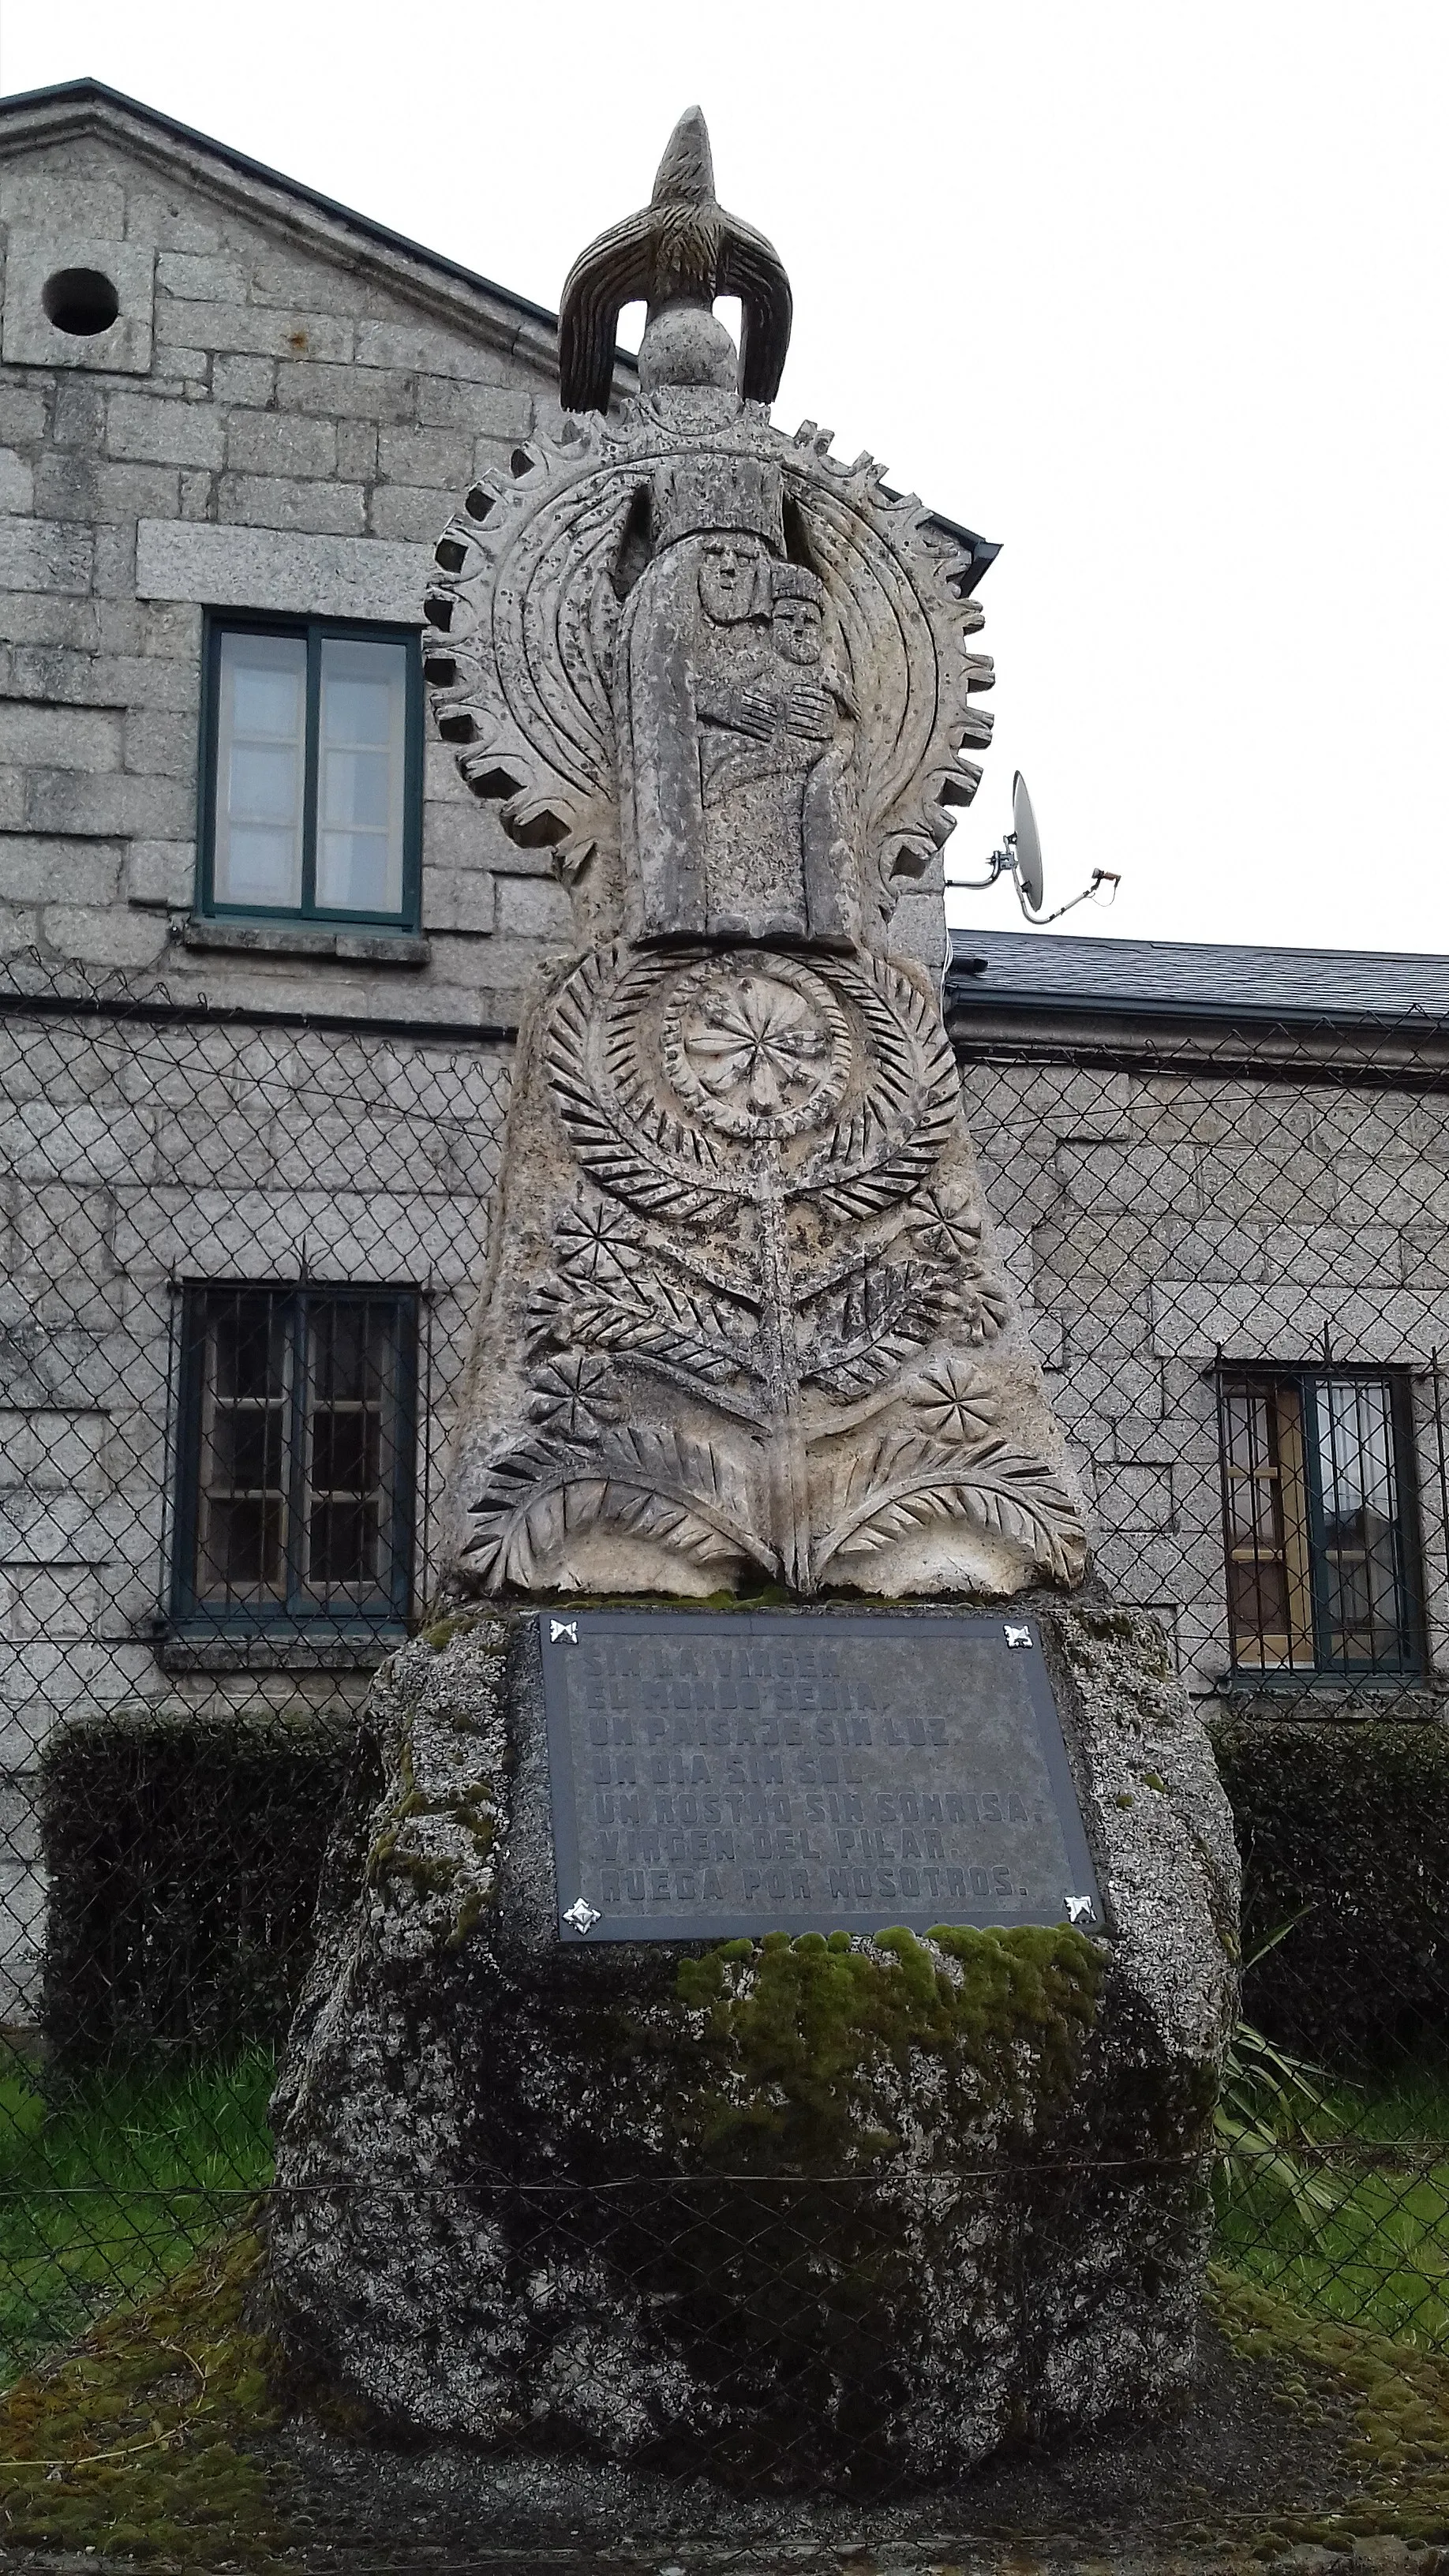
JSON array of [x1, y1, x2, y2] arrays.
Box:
[[559, 107, 793, 415]]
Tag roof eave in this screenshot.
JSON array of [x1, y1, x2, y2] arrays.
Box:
[[0, 76, 642, 394], [0, 81, 1009, 525]]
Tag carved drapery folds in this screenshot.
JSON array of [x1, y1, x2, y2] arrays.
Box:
[[427, 113, 1087, 1601]]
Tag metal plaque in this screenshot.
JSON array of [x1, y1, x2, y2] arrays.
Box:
[[539, 1610, 1103, 1944]]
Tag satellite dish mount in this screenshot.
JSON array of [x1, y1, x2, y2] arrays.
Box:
[[953, 772, 1121, 924]]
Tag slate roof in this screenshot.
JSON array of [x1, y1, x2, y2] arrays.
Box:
[[945, 928, 1449, 1029]]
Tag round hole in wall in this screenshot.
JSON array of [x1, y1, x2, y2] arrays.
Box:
[[41, 268, 120, 336]]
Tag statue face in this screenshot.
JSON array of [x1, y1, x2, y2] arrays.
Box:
[[698, 540, 765, 625], [773, 595, 823, 667]]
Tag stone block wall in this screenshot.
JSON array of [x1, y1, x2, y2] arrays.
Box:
[[0, 105, 580, 1030], [960, 1047, 1449, 1702], [0, 88, 602, 2018], [0, 993, 512, 2016], [6, 88, 1443, 2034]]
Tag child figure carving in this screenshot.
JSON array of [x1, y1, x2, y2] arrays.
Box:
[[695, 561, 858, 946]]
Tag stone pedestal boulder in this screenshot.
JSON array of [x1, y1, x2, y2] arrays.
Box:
[[268, 1594, 1237, 2487]]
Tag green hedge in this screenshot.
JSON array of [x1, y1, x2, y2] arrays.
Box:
[[39, 1705, 355, 2071], [39, 1705, 1449, 2078], [1211, 1719, 1449, 2070]]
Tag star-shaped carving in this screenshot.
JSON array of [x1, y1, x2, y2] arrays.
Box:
[[526, 1353, 620, 1440], [554, 1196, 644, 1286], [683, 976, 829, 1121], [908, 1188, 985, 1264], [909, 1351, 998, 1446]]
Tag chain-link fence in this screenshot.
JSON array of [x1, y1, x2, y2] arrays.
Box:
[[4, 948, 1449, 2484], [957, 1009, 1449, 2376]]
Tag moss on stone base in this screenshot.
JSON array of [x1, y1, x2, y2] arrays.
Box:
[[672, 1924, 1104, 2170], [17, 2236, 1449, 2553]]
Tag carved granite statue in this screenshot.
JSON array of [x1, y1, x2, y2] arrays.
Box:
[[269, 115, 1237, 2484], [425, 108, 1084, 1604]]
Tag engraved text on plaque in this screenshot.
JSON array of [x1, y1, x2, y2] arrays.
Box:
[[540, 1610, 1103, 1942]]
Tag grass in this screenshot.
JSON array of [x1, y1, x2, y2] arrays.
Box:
[[0, 2046, 275, 2381], [0, 2043, 1445, 2557], [0, 2032, 1446, 2545], [1216, 2057, 1449, 2351], [0, 2037, 1443, 2370]]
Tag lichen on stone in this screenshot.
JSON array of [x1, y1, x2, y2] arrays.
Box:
[[355, 1625, 511, 1948]]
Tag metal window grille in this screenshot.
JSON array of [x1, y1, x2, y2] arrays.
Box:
[[169, 1281, 419, 1638], [1216, 1367, 1422, 1680]]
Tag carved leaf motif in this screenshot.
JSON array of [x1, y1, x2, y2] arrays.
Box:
[[463, 1421, 775, 1590], [556, 1278, 760, 1388], [801, 1256, 956, 1398], [955, 1275, 1012, 1346], [814, 1434, 1087, 1586], [588, 1425, 774, 1569], [806, 957, 960, 1221], [545, 957, 734, 1226]]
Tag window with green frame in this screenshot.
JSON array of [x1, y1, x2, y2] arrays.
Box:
[[200, 616, 422, 927], [170, 1282, 418, 1635], [1217, 1366, 1425, 1679]]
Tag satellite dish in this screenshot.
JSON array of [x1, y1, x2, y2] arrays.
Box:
[[1011, 773, 1044, 915], [945, 768, 1121, 924]]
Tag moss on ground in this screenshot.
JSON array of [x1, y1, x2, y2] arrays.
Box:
[[13, 2232, 1449, 2557], [672, 1923, 1105, 2167], [1209, 2262, 1449, 2545], [0, 2224, 290, 2567]]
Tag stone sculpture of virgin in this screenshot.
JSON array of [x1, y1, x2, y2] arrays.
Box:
[[612, 460, 859, 946], [418, 107, 1084, 1604]]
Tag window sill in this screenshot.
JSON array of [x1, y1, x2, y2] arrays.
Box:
[[178, 918, 429, 968], [157, 1629, 407, 1674], [1213, 1677, 1443, 1720], [1219, 1668, 1431, 1693]]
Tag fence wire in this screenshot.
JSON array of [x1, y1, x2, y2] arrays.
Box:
[[4, 949, 1449, 2486]]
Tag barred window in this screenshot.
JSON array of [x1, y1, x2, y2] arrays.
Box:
[[1218, 1369, 1422, 1679], [202, 619, 421, 927], [170, 1284, 418, 1632]]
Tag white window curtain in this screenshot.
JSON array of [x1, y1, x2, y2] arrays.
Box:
[[316, 636, 407, 915], [214, 631, 306, 908]]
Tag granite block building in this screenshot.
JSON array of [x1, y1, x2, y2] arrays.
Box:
[[2, 79, 1447, 2016]]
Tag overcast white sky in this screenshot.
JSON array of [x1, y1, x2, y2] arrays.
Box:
[[1, 0, 1446, 957]]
